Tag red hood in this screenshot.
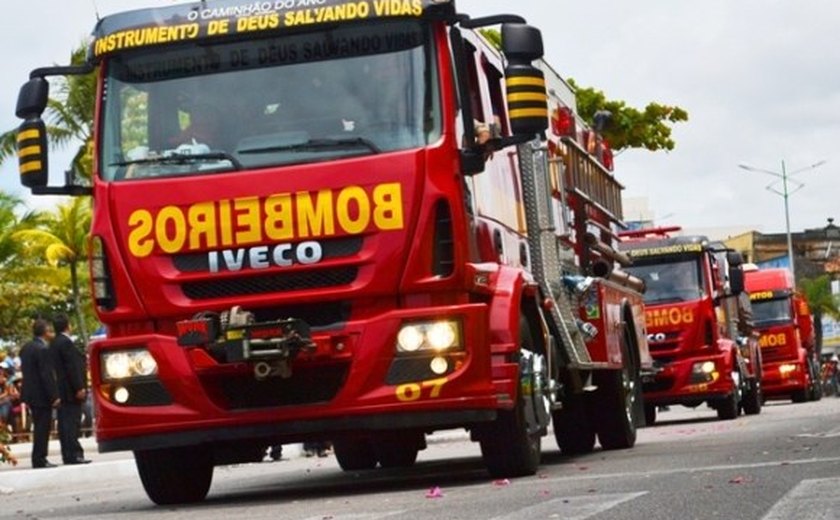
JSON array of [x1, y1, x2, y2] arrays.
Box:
[[755, 322, 801, 362], [643, 301, 709, 357], [96, 149, 429, 321]]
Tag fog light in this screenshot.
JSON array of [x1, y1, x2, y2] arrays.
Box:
[[700, 361, 715, 374], [430, 356, 448, 375], [114, 386, 129, 404]]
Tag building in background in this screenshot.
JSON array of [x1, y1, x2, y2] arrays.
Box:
[[725, 219, 840, 354], [725, 218, 839, 278], [620, 196, 840, 352]]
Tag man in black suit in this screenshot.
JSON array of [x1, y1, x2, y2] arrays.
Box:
[[20, 318, 60, 468], [50, 314, 90, 465]]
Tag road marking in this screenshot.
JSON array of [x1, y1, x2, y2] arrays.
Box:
[[301, 512, 407, 520], [533, 455, 840, 485], [796, 424, 840, 438], [761, 477, 840, 520], [489, 492, 648, 520]]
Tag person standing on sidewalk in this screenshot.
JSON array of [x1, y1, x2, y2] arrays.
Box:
[[49, 314, 90, 465], [20, 318, 60, 469]]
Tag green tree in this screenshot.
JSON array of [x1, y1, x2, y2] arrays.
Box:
[[800, 275, 840, 352], [477, 28, 688, 152], [0, 44, 95, 179], [0, 191, 69, 343], [13, 197, 93, 343], [567, 79, 688, 152]]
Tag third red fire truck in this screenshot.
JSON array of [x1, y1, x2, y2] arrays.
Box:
[[744, 266, 821, 402]]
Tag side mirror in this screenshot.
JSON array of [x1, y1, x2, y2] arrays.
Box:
[[726, 251, 744, 268], [502, 23, 548, 137], [729, 267, 745, 294], [17, 119, 49, 189], [16, 78, 49, 119]]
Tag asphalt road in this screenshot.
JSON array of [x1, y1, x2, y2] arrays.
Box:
[[2, 397, 839, 519]]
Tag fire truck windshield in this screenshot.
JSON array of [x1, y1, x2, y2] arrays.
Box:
[[626, 258, 704, 304], [100, 20, 440, 181], [752, 298, 793, 326]]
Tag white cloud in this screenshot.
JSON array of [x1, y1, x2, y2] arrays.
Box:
[[3, 0, 838, 233]]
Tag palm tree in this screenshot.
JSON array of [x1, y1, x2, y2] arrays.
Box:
[[0, 191, 69, 342], [800, 275, 840, 354], [14, 197, 92, 343], [0, 44, 95, 180], [0, 43, 95, 343]]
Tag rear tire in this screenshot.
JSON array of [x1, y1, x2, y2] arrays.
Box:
[[742, 378, 762, 415], [592, 326, 639, 450], [134, 445, 213, 505], [333, 439, 377, 471], [553, 393, 596, 455]]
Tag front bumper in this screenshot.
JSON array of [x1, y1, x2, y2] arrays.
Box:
[[642, 351, 735, 406], [761, 360, 808, 398], [92, 303, 501, 452]]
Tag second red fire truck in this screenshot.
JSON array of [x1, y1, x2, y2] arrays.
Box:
[[620, 227, 762, 424]]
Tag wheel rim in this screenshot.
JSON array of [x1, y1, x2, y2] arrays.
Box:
[[622, 360, 636, 425], [532, 352, 552, 420]]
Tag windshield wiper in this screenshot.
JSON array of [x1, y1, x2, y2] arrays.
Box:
[[238, 137, 381, 155], [111, 151, 242, 170]]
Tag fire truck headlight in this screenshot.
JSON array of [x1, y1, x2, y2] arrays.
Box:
[[132, 351, 159, 377], [427, 322, 457, 351], [779, 363, 797, 375], [700, 361, 716, 374], [690, 360, 718, 384], [396, 320, 462, 353], [102, 349, 158, 380], [397, 326, 424, 352]]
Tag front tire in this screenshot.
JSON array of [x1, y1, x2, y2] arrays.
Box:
[[333, 439, 377, 471], [717, 371, 740, 420], [479, 315, 543, 478], [374, 435, 422, 469], [134, 445, 214, 505], [552, 394, 596, 455]]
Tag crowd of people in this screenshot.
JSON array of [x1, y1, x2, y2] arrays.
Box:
[[0, 315, 91, 468]]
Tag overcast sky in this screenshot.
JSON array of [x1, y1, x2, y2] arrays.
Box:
[[3, 1, 838, 235]]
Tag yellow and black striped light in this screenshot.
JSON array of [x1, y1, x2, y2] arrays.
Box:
[[501, 23, 548, 136], [505, 70, 548, 136], [16, 120, 48, 188]]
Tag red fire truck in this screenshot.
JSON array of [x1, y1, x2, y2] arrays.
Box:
[[619, 228, 762, 424], [15, 0, 651, 504], [744, 266, 821, 402]]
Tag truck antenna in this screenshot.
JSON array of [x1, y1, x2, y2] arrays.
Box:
[[91, 0, 101, 21]]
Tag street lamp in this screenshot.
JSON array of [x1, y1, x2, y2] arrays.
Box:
[[737, 160, 827, 281]]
